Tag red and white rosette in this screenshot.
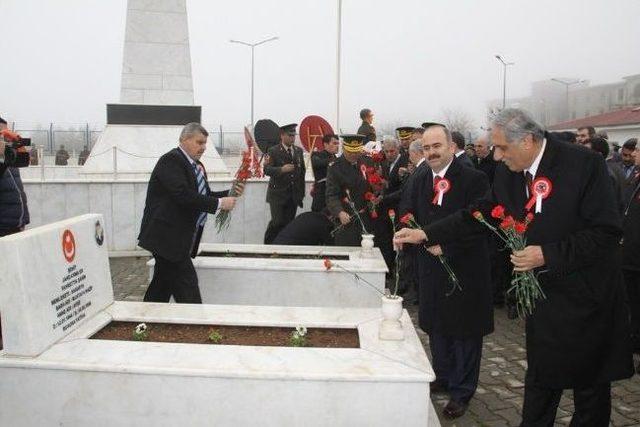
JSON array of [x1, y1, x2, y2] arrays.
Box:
[[525, 177, 552, 213], [360, 164, 367, 180], [432, 178, 451, 206]]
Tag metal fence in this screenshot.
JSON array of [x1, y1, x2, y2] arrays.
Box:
[[7, 122, 250, 157]]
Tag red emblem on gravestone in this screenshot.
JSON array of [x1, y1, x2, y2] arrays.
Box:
[[299, 115, 334, 153], [62, 229, 76, 263]]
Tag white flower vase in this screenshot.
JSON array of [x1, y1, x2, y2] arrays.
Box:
[[379, 295, 404, 341], [360, 234, 375, 257]]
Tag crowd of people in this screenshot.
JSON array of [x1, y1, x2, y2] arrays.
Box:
[[258, 108, 639, 424]]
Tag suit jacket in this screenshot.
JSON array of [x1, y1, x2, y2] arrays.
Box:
[[398, 161, 429, 216], [380, 152, 409, 207], [311, 150, 336, 212], [357, 121, 376, 143], [426, 135, 633, 388], [325, 155, 375, 218], [265, 143, 306, 207], [455, 151, 475, 169], [476, 150, 498, 184], [622, 176, 640, 271], [138, 148, 228, 262], [404, 157, 493, 338]]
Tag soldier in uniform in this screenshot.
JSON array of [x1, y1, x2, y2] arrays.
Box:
[[263, 123, 306, 244], [357, 108, 376, 143], [311, 134, 339, 212], [325, 134, 375, 246], [396, 126, 415, 156]]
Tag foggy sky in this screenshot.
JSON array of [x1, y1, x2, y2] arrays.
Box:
[[2, 0, 640, 133]]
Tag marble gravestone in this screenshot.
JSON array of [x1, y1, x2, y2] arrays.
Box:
[[0, 215, 438, 426], [148, 243, 388, 308]]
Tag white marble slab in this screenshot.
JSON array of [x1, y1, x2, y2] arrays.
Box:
[[148, 243, 388, 308], [0, 301, 437, 426], [0, 214, 113, 356]]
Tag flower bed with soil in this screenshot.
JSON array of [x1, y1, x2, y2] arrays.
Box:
[[91, 321, 360, 348]]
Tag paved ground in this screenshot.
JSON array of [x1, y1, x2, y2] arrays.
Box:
[[110, 256, 640, 427]]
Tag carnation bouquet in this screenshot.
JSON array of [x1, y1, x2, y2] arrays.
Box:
[[472, 206, 546, 317]]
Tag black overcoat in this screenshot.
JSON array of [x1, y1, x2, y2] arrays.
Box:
[[404, 157, 493, 338], [426, 136, 634, 389]]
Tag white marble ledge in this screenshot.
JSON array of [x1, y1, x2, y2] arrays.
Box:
[[188, 257, 387, 273], [0, 302, 434, 383]]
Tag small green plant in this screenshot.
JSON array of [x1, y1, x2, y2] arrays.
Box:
[[132, 323, 148, 341], [289, 326, 308, 347], [208, 329, 223, 344]]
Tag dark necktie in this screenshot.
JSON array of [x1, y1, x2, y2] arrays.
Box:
[[193, 163, 207, 228], [525, 171, 533, 198]]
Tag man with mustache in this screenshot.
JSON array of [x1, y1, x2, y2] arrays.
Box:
[[399, 124, 493, 419]]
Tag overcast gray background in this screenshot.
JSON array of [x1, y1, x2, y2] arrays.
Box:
[[2, 0, 640, 132]]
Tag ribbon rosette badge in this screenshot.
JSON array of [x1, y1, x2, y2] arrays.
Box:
[[432, 178, 451, 206], [525, 177, 552, 213]]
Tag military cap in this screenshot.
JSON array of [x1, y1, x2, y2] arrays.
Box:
[[396, 127, 415, 140], [340, 134, 366, 153], [420, 121, 445, 129], [280, 123, 298, 135]]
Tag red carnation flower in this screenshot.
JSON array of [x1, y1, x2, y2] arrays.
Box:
[[323, 258, 333, 270], [370, 210, 379, 219], [526, 212, 534, 222], [491, 205, 505, 219], [388, 209, 396, 220], [364, 191, 375, 201], [400, 213, 414, 225], [514, 221, 527, 234], [499, 216, 515, 230], [472, 211, 484, 220]]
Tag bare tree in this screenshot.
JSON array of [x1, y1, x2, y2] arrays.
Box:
[[440, 108, 476, 136]]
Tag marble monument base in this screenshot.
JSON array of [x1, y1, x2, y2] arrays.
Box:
[[0, 302, 438, 427], [147, 243, 388, 308]]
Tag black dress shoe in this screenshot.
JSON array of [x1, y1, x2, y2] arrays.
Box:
[[442, 400, 468, 419], [429, 382, 449, 394]]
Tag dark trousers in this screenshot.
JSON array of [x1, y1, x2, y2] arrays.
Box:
[[264, 199, 297, 244], [143, 254, 202, 303], [430, 333, 483, 404], [521, 379, 611, 426], [623, 269, 640, 353]]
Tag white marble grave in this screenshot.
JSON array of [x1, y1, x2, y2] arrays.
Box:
[[147, 243, 389, 308], [0, 215, 438, 426]]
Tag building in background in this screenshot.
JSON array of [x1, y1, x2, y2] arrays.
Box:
[[489, 74, 640, 127]]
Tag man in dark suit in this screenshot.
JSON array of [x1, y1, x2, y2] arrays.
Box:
[[375, 137, 409, 272], [356, 108, 376, 143], [138, 123, 240, 303], [474, 135, 497, 184], [451, 131, 475, 169], [622, 143, 640, 359], [400, 124, 493, 419], [311, 134, 338, 212], [263, 123, 306, 244], [325, 135, 375, 246], [395, 109, 634, 426], [621, 139, 639, 205]]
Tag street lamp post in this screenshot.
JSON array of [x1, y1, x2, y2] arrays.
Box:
[[230, 36, 279, 127], [551, 78, 585, 121], [495, 55, 514, 109]]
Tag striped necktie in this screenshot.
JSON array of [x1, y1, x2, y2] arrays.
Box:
[[193, 163, 208, 228]]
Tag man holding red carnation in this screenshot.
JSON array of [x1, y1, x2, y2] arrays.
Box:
[[395, 109, 633, 426], [398, 123, 493, 419]]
